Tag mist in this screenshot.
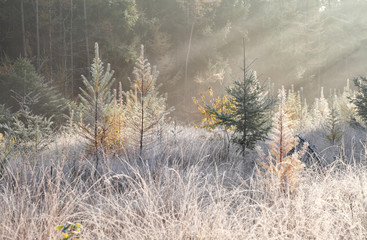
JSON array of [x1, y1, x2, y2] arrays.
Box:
[[3, 1, 367, 238], [1, 0, 367, 121]]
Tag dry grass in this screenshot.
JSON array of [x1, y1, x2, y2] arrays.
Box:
[[1, 125, 367, 239]]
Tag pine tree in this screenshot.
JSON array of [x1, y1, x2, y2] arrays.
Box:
[[286, 85, 298, 124], [352, 76, 367, 125], [285, 86, 311, 131], [79, 43, 115, 170], [336, 79, 362, 127], [123, 45, 172, 156], [257, 87, 307, 194], [319, 87, 330, 119], [312, 87, 330, 127], [103, 83, 126, 152], [1, 89, 54, 154], [208, 66, 275, 153], [323, 94, 343, 145], [1, 106, 53, 153], [0, 58, 67, 125]]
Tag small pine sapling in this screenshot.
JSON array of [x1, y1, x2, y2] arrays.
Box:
[[285, 86, 310, 131], [0, 58, 68, 125], [3, 107, 53, 153], [257, 88, 308, 194], [313, 87, 330, 127], [103, 83, 126, 152], [323, 94, 343, 145], [63, 100, 86, 135], [352, 76, 367, 124], [0, 92, 54, 154], [285, 85, 298, 125], [79, 43, 115, 170], [123, 45, 172, 156], [337, 79, 355, 123], [344, 78, 365, 127]]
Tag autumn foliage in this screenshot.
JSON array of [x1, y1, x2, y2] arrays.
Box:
[[257, 88, 307, 193]]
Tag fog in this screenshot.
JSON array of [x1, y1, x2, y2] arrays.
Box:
[[1, 0, 367, 121]]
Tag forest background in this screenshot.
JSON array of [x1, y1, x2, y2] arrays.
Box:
[[1, 0, 367, 122], [3, 1, 367, 239]]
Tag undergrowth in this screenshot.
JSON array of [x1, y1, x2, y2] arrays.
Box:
[[1, 123, 367, 239]]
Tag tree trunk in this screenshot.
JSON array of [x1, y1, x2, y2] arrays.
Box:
[[20, 0, 27, 58], [242, 38, 247, 155], [95, 85, 99, 172], [70, 0, 74, 96], [139, 65, 145, 156], [36, 0, 40, 72], [243, 38, 246, 77], [60, 1, 68, 97], [48, 0, 53, 83], [83, 0, 90, 80]]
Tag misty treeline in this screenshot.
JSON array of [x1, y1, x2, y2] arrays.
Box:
[[4, 2, 367, 238], [2, 0, 367, 121]]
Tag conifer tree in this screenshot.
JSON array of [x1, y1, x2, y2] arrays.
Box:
[[0, 58, 67, 125], [285, 86, 310, 131], [1, 106, 53, 153], [337, 80, 352, 122], [312, 87, 330, 127], [102, 83, 126, 152], [123, 45, 172, 156], [257, 88, 307, 193], [79, 43, 115, 170], [319, 87, 330, 119], [336, 79, 362, 126], [323, 94, 343, 145], [352, 76, 367, 125], [0, 89, 54, 154], [286, 85, 298, 123], [208, 65, 275, 153]]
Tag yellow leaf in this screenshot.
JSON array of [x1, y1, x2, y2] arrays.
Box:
[[208, 87, 213, 97]]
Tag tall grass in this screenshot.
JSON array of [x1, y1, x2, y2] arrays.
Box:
[[1, 125, 367, 239]]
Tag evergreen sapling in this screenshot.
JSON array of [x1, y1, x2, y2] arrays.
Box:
[[123, 45, 172, 156], [79, 43, 115, 170], [208, 67, 275, 153]]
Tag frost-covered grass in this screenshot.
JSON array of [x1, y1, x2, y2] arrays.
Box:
[[1, 125, 367, 239]]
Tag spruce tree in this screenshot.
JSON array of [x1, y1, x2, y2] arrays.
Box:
[[0, 58, 67, 125], [1, 106, 53, 153], [208, 63, 275, 153], [352, 76, 367, 124], [337, 79, 354, 123], [79, 43, 115, 170]]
